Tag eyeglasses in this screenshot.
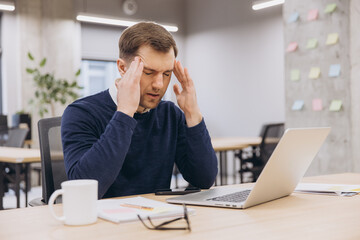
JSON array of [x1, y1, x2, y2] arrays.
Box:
[[137, 204, 191, 231]]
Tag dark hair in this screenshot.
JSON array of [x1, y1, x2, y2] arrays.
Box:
[[119, 22, 178, 61]]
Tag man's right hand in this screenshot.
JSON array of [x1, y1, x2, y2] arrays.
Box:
[[115, 57, 144, 117]]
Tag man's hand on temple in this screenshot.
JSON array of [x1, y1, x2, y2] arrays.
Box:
[[116, 57, 144, 117], [173, 60, 202, 127]]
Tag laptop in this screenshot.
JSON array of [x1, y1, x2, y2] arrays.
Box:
[[167, 127, 331, 209]]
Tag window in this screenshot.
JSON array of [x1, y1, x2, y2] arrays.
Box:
[[80, 60, 120, 97]]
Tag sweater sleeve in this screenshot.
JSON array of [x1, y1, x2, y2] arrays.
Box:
[[175, 115, 218, 189], [61, 105, 137, 198]]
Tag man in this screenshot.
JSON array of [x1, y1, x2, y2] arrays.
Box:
[[61, 22, 218, 199]]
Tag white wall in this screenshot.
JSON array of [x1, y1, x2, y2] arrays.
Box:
[[184, 0, 285, 137], [1, 0, 285, 138]]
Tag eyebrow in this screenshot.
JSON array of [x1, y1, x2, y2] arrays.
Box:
[[143, 66, 173, 72]]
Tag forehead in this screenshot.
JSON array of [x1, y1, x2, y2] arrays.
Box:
[[137, 45, 175, 71]]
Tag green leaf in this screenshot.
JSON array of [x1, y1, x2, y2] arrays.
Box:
[[75, 69, 81, 76], [39, 58, 47, 67], [26, 68, 35, 74], [28, 52, 34, 61]]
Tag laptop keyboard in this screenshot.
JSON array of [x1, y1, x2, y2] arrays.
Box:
[[207, 189, 251, 203]]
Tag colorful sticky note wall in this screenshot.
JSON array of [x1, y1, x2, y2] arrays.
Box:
[[325, 3, 337, 13], [328, 64, 341, 77], [312, 99, 323, 111], [307, 9, 319, 21], [286, 42, 298, 52], [288, 12, 300, 23], [306, 38, 318, 49], [309, 67, 321, 79], [292, 100, 304, 111], [329, 100, 342, 111], [290, 69, 300, 81], [326, 33, 339, 45]]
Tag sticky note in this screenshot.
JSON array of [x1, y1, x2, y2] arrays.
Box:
[[312, 99, 323, 111], [329, 100, 342, 111], [290, 69, 300, 81], [326, 33, 339, 45], [307, 9, 319, 21], [309, 67, 321, 79], [306, 38, 318, 49], [286, 42, 298, 52], [288, 12, 299, 23], [292, 100, 304, 111], [325, 3, 337, 13], [328, 64, 341, 77]]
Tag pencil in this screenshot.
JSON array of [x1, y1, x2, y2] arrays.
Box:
[[120, 203, 154, 211]]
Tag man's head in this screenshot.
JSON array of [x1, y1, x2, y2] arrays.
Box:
[[119, 22, 178, 61], [117, 22, 178, 112]]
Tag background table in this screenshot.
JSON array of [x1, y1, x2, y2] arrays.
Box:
[[0, 147, 41, 209], [1, 173, 358, 240], [211, 137, 261, 185]]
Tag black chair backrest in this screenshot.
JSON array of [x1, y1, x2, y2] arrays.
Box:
[[0, 115, 8, 145], [38, 117, 67, 204], [19, 114, 32, 140], [259, 123, 285, 164], [0, 114, 8, 131], [4, 128, 29, 148]]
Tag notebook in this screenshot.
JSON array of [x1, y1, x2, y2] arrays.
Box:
[[167, 127, 331, 209], [97, 196, 194, 223]]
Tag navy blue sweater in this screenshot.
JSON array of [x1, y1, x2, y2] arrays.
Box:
[[61, 90, 218, 199]]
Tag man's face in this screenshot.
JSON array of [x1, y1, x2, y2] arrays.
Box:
[[119, 45, 175, 112]]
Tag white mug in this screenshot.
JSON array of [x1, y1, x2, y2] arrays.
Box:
[[49, 179, 98, 226]]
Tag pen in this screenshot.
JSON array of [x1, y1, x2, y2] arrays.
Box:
[[120, 203, 154, 211]]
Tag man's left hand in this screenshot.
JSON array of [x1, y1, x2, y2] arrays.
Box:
[[173, 60, 202, 127]]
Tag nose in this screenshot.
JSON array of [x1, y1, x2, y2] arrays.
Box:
[[152, 73, 164, 90]]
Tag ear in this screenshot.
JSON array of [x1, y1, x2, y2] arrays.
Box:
[[117, 58, 127, 77]]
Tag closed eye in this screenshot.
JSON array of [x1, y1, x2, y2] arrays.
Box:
[[164, 71, 172, 77]]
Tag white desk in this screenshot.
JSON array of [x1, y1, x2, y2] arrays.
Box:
[[1, 173, 358, 239], [0, 147, 41, 209]]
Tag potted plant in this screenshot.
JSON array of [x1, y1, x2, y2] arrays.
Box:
[[26, 52, 82, 117]]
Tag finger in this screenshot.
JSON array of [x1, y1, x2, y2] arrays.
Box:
[[133, 60, 144, 84], [173, 83, 181, 96], [184, 68, 194, 88], [124, 57, 142, 84], [174, 61, 188, 88], [177, 61, 185, 77], [126, 57, 138, 73], [173, 61, 182, 81]]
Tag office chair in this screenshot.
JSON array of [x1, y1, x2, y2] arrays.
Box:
[[29, 117, 67, 206], [4, 128, 29, 148], [0, 114, 8, 146], [236, 123, 284, 183], [2, 128, 30, 194]]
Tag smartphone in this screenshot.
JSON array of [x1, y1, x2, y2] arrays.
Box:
[[155, 187, 201, 195]]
